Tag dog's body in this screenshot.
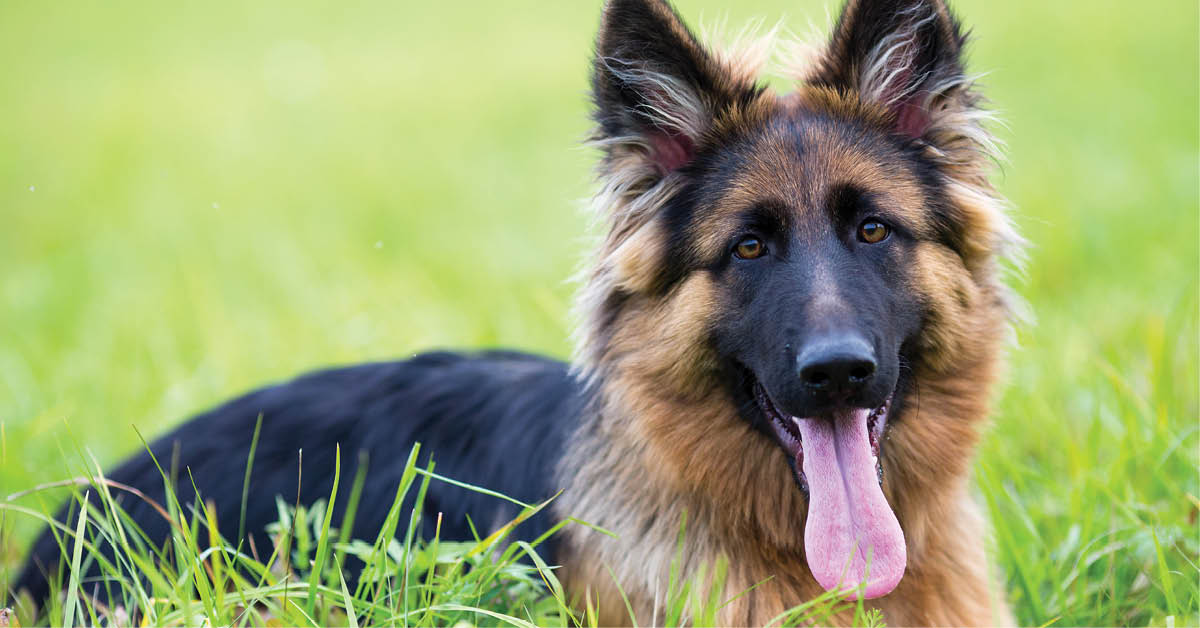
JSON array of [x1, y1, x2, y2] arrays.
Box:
[[17, 0, 1019, 624]]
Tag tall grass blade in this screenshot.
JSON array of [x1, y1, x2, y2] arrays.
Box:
[[307, 443, 341, 619], [238, 412, 265, 544], [61, 490, 88, 628], [336, 449, 369, 569]]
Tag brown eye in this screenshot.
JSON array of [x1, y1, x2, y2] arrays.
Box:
[[858, 219, 890, 244], [734, 236, 765, 260]]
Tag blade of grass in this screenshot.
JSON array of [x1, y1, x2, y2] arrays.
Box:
[[335, 449, 369, 570], [338, 562, 360, 628], [282, 449, 303, 623], [83, 452, 152, 612], [401, 457, 436, 620], [466, 499, 549, 560], [516, 540, 573, 627], [177, 508, 218, 624], [238, 413, 265, 545], [428, 603, 539, 628], [418, 512, 444, 625], [1151, 527, 1180, 613], [605, 564, 638, 628], [307, 444, 341, 620], [182, 470, 221, 624], [61, 490, 88, 628], [205, 499, 226, 613], [359, 443, 421, 619], [410, 467, 532, 510]]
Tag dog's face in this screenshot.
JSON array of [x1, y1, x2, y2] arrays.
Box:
[[694, 108, 927, 426], [577, 0, 1017, 600]]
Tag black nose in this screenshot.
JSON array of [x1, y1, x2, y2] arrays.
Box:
[[796, 336, 877, 396]]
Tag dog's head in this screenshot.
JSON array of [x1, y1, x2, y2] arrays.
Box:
[[575, 0, 1019, 599]]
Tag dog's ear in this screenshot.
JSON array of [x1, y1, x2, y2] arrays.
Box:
[[809, 0, 969, 139], [591, 0, 756, 176]]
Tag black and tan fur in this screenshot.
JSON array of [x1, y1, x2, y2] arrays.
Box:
[[17, 0, 1019, 624], [561, 1, 1017, 622]]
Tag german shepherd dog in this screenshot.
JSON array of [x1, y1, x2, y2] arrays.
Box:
[[17, 0, 1020, 623]]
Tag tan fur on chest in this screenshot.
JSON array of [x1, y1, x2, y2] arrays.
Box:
[[554, 361, 1008, 626]]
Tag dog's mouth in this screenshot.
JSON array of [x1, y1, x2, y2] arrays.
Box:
[[750, 379, 906, 600], [752, 382, 890, 494]]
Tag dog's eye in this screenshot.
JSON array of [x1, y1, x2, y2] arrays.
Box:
[[857, 219, 891, 244], [733, 236, 766, 260]]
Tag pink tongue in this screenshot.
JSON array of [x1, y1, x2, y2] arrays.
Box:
[[795, 409, 906, 599]]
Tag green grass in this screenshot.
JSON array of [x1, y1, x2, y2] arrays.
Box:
[[1, 442, 883, 626], [0, 0, 1196, 625]]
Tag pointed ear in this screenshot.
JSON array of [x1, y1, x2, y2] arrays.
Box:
[[809, 0, 970, 139], [592, 0, 756, 177]]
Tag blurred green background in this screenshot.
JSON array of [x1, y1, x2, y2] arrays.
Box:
[[1, 0, 1197, 624]]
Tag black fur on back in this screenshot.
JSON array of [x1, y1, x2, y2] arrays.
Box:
[[14, 351, 582, 603]]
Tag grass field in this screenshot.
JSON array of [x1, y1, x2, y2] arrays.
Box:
[[1, 0, 1197, 625]]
